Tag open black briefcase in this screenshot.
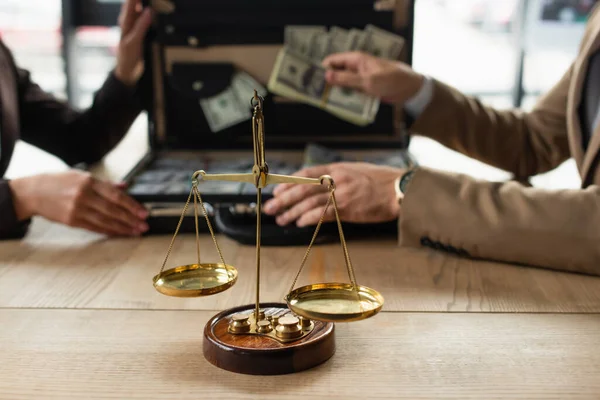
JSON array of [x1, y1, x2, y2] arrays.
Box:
[[126, 0, 417, 245]]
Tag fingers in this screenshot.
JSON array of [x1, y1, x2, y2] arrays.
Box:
[[264, 184, 326, 216], [322, 51, 365, 71], [325, 70, 363, 90], [84, 192, 148, 235], [92, 180, 148, 219], [296, 203, 336, 227], [125, 7, 152, 48], [275, 192, 330, 227], [89, 180, 148, 235], [75, 208, 137, 237], [119, 0, 140, 34]]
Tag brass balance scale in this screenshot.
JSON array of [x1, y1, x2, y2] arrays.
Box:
[[152, 90, 384, 375]]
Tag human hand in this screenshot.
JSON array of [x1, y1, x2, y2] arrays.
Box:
[[322, 51, 424, 104], [263, 162, 404, 227], [114, 0, 153, 86], [9, 170, 149, 236]]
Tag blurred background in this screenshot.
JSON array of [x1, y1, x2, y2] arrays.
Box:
[[2, 0, 597, 188]]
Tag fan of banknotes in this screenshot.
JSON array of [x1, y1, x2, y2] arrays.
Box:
[[267, 24, 405, 126], [199, 24, 404, 132]]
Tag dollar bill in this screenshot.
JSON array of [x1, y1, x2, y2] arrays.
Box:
[[328, 26, 353, 54], [284, 25, 327, 58], [231, 71, 267, 107], [267, 48, 374, 126], [309, 32, 332, 62], [308, 27, 366, 62], [363, 24, 405, 59], [348, 28, 368, 51], [200, 86, 251, 133]]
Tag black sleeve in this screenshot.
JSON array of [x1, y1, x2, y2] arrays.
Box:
[[17, 68, 144, 166], [0, 180, 30, 239]]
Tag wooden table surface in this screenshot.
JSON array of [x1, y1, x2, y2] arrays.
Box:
[[2, 218, 600, 399], [2, 218, 600, 313], [2, 309, 600, 399], [3, 134, 600, 398]]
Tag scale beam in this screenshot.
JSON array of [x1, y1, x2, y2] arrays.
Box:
[[192, 171, 333, 188], [193, 172, 256, 185]]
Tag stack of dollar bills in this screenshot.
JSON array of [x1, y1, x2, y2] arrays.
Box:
[[200, 71, 268, 133], [267, 24, 405, 126]]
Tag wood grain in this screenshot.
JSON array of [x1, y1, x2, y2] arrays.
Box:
[[1, 309, 600, 399], [2, 218, 600, 313]]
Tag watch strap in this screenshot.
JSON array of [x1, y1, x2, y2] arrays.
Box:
[[399, 168, 417, 195]]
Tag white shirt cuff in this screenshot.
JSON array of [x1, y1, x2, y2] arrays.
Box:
[[403, 75, 433, 119]]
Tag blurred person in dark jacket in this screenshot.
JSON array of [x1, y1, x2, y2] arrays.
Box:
[[0, 0, 152, 239]]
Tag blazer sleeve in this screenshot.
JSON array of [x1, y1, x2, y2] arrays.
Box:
[[408, 63, 574, 179], [399, 167, 600, 276], [17, 67, 144, 166]]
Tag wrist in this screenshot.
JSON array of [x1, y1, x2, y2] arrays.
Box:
[[408, 73, 425, 99], [113, 66, 138, 87], [8, 176, 39, 221], [404, 75, 433, 118]]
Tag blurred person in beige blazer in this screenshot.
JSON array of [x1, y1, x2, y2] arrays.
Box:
[[264, 4, 600, 276]]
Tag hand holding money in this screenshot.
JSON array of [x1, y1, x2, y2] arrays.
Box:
[[200, 24, 407, 131], [268, 24, 406, 126], [322, 52, 425, 105]]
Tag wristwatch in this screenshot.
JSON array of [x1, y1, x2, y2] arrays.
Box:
[[394, 168, 417, 203]]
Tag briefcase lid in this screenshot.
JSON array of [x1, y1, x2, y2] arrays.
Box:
[[139, 0, 415, 151]]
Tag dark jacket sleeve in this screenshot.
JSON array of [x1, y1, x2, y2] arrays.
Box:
[[17, 68, 144, 166], [0, 180, 30, 239]]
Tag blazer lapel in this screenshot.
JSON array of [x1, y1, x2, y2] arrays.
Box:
[[573, 17, 600, 184]]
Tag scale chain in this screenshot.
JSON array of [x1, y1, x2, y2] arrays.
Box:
[[194, 185, 226, 266], [288, 189, 334, 294], [193, 185, 201, 266], [331, 191, 358, 289], [156, 182, 227, 279], [157, 187, 194, 277], [288, 187, 359, 294]]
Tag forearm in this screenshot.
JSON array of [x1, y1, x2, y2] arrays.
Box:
[[71, 71, 144, 164], [406, 74, 571, 178], [399, 167, 600, 276], [19, 70, 143, 166]]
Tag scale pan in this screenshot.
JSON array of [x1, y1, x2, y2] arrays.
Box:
[[153, 263, 237, 297], [285, 283, 384, 322]]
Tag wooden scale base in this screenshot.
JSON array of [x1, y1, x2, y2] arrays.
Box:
[[203, 302, 335, 375], [152, 92, 382, 376]]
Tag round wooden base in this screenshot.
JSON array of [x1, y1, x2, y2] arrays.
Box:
[[203, 302, 335, 375]]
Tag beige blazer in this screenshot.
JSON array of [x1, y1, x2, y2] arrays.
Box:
[[400, 5, 600, 276]]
